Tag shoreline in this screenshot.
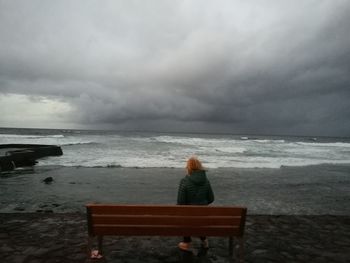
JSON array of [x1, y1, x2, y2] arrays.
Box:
[[1, 213, 349, 263], [1, 164, 350, 215], [0, 163, 350, 171]]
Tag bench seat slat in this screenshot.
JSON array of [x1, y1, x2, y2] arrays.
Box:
[[91, 215, 242, 226], [92, 225, 241, 237]]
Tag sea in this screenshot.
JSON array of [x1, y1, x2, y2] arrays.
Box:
[[1, 127, 350, 214], [1, 127, 350, 169]]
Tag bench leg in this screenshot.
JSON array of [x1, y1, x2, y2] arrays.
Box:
[[229, 237, 234, 257], [87, 236, 93, 256], [229, 237, 244, 262], [237, 237, 244, 263], [98, 235, 104, 255]]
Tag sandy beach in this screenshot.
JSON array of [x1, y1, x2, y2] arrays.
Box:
[[1, 213, 349, 263], [1, 164, 350, 262]]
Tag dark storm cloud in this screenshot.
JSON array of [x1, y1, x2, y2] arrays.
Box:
[[0, 0, 350, 136]]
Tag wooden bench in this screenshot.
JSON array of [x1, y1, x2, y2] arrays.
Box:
[[86, 204, 247, 261]]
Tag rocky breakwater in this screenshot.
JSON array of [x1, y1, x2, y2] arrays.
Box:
[[0, 144, 63, 172]]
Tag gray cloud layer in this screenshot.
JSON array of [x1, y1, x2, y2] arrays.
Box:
[[1, 0, 350, 136]]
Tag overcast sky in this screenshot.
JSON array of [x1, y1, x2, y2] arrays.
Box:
[[0, 0, 349, 136]]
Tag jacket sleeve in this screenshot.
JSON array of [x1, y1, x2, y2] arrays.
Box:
[[177, 178, 187, 205], [207, 181, 214, 204]]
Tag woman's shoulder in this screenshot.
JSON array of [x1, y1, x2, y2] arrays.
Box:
[[180, 175, 188, 181], [179, 176, 190, 184]]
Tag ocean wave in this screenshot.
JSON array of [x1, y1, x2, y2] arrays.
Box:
[[151, 135, 196, 145], [90, 164, 123, 168], [154, 136, 289, 146], [38, 157, 350, 169], [152, 135, 243, 147], [251, 139, 285, 143], [295, 142, 350, 148], [61, 142, 99, 146], [214, 147, 246, 154], [0, 134, 64, 139], [29, 132, 350, 170]]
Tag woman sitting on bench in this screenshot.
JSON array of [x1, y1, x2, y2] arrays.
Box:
[[177, 156, 215, 251]]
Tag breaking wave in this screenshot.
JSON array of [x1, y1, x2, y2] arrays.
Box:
[[2, 130, 350, 169]]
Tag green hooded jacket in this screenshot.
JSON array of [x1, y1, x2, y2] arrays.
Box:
[[177, 170, 214, 205]]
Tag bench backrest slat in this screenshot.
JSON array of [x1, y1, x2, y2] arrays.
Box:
[[87, 204, 244, 216], [86, 204, 247, 237], [91, 215, 242, 226]]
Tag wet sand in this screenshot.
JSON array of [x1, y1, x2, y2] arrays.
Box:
[[0, 213, 349, 263]]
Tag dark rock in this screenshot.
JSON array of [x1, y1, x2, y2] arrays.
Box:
[[43, 177, 54, 184], [0, 144, 63, 172], [14, 207, 25, 211], [107, 164, 122, 168], [35, 209, 54, 213]]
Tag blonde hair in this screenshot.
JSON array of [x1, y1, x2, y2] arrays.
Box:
[[186, 156, 203, 175]]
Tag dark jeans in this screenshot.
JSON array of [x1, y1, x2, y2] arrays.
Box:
[[183, 236, 206, 243]]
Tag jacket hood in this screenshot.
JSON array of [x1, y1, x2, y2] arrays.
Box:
[[188, 170, 207, 185]]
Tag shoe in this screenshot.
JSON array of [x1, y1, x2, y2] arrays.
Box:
[[90, 249, 103, 259], [178, 242, 191, 251], [201, 239, 209, 249]]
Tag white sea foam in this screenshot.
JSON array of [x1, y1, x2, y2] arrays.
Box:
[[60, 141, 98, 146], [0, 134, 64, 139], [251, 139, 285, 143], [296, 141, 350, 148], [214, 147, 246, 154]]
